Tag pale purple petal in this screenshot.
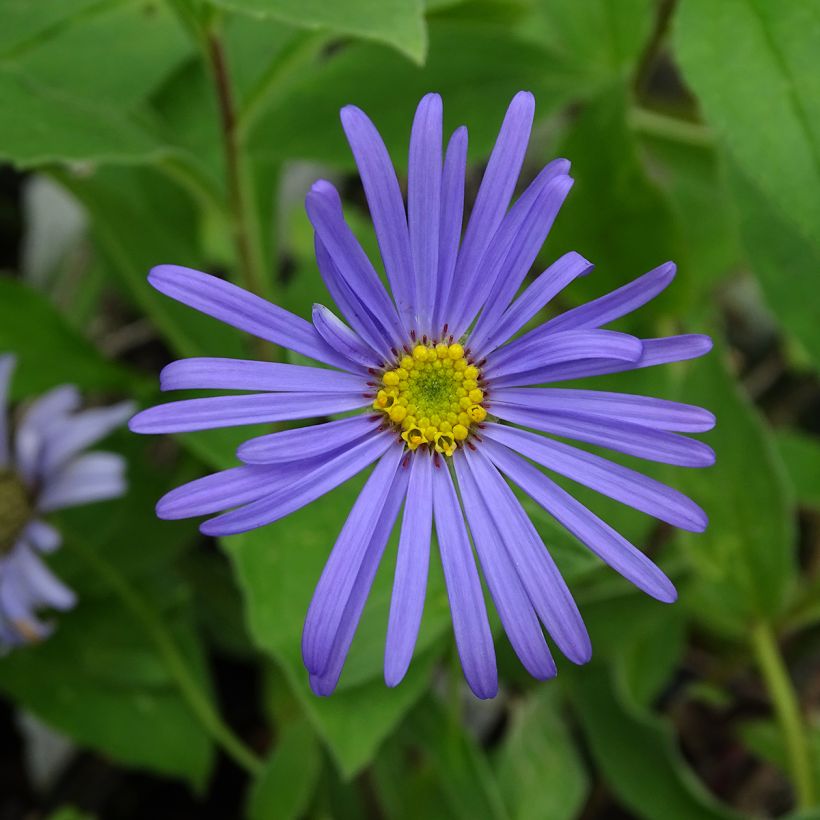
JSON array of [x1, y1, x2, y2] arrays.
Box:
[[408, 93, 442, 335], [483, 438, 677, 602], [490, 404, 715, 467], [448, 92, 535, 325], [508, 334, 713, 384], [310, 465, 408, 695], [38, 452, 126, 512], [433, 126, 468, 335], [464, 447, 591, 664], [433, 460, 497, 699], [454, 451, 557, 678], [385, 453, 433, 687], [456, 169, 573, 338], [340, 106, 416, 331], [315, 236, 395, 360], [238, 415, 381, 465], [542, 261, 676, 334], [306, 182, 405, 345], [0, 354, 15, 468], [482, 423, 707, 532], [200, 433, 395, 536], [312, 304, 384, 369], [160, 358, 366, 393], [128, 392, 369, 434], [485, 329, 642, 381], [148, 265, 353, 371], [302, 447, 407, 678], [12, 544, 76, 611], [471, 252, 593, 357], [23, 520, 61, 554], [490, 388, 716, 432], [41, 401, 134, 474]]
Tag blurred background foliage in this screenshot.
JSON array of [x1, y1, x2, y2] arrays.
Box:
[[0, 0, 818, 817]]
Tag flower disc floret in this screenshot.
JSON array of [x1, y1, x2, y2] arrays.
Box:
[[372, 342, 487, 456]]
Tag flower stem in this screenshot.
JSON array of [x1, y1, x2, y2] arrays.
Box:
[[750, 620, 815, 808], [73, 541, 264, 777], [205, 29, 269, 299]]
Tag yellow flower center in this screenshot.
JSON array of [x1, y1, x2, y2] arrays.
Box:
[[372, 342, 487, 456], [0, 470, 31, 554]]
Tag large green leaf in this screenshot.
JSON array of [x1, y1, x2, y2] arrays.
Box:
[[0, 278, 144, 399], [207, 0, 427, 63], [224, 474, 447, 777], [675, 0, 820, 249], [494, 688, 588, 820], [776, 430, 820, 510], [675, 348, 796, 635]]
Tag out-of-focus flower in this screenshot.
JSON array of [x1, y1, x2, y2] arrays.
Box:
[[131, 92, 715, 698], [0, 355, 132, 646]]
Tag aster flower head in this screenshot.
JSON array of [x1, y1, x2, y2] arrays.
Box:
[[130, 92, 715, 698], [0, 355, 132, 647]]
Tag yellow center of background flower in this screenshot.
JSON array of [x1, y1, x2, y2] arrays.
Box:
[[373, 343, 487, 457]]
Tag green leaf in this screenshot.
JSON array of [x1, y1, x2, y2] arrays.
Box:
[[207, 0, 428, 63], [740, 719, 820, 785], [725, 161, 820, 369], [675, 0, 820, 251], [249, 718, 322, 820], [0, 278, 144, 399], [0, 577, 214, 789], [494, 688, 588, 820], [1, 0, 191, 107], [549, 85, 680, 322], [675, 348, 797, 635], [405, 697, 510, 820], [0, 0, 105, 53], [566, 663, 740, 820], [776, 430, 820, 510], [0, 67, 168, 168], [46, 809, 96, 820], [224, 475, 446, 777], [248, 20, 580, 168]]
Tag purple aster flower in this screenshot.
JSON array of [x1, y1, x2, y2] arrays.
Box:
[[0, 354, 132, 647], [130, 92, 715, 699]]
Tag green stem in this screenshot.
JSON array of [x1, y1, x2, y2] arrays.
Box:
[[629, 107, 714, 148], [73, 541, 264, 777], [750, 620, 815, 809], [204, 29, 269, 299]]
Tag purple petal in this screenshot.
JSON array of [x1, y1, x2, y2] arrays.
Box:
[[23, 520, 61, 554], [340, 106, 416, 331], [490, 404, 715, 467], [463, 447, 591, 664], [148, 265, 353, 371], [454, 451, 557, 678], [160, 358, 366, 393], [385, 453, 434, 687], [433, 126, 468, 335], [485, 329, 642, 381], [129, 392, 370, 434], [38, 452, 126, 512], [408, 94, 443, 335], [304, 449, 407, 687], [448, 92, 535, 327], [490, 388, 716, 432], [12, 544, 76, 611], [540, 261, 676, 334], [200, 433, 395, 536], [310, 465, 408, 695], [455, 168, 573, 339], [305, 182, 405, 345], [432, 459, 497, 699], [238, 415, 380, 465], [312, 304, 384, 369], [471, 252, 593, 357], [483, 438, 677, 602], [315, 236, 395, 361], [41, 401, 134, 474], [507, 334, 713, 384], [0, 354, 16, 468], [482, 423, 707, 532]]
